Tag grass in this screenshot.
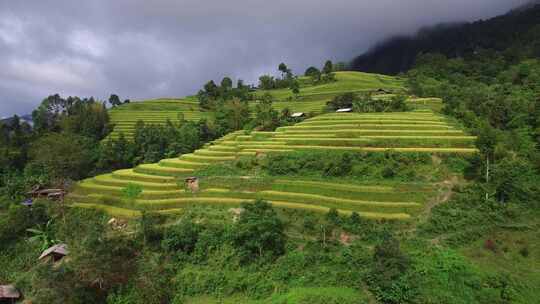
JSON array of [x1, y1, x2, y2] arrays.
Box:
[[71, 203, 142, 218], [184, 287, 367, 304], [460, 228, 540, 303]]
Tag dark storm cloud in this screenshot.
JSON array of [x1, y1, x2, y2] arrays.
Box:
[[0, 0, 530, 117]]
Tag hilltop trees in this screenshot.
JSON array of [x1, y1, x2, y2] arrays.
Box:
[[108, 94, 130, 107], [323, 60, 333, 74], [214, 98, 251, 134], [0, 94, 113, 199], [305, 66, 320, 77], [278, 62, 290, 78], [305, 60, 336, 84], [32, 95, 111, 139], [197, 77, 253, 110], [258, 62, 297, 90]]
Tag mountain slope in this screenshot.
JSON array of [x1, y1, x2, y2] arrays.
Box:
[[351, 4, 540, 74], [71, 110, 476, 219]]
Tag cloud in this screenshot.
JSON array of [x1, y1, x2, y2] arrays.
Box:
[[0, 0, 531, 117]]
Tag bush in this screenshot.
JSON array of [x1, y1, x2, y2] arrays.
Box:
[[162, 219, 202, 254], [232, 200, 286, 263], [367, 236, 415, 304]]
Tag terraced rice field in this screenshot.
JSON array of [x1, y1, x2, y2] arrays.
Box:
[[71, 110, 476, 219], [106, 72, 416, 140], [107, 98, 207, 139]]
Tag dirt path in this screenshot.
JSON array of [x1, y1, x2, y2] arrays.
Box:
[[419, 175, 459, 222]]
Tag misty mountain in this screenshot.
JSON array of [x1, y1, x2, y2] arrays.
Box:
[[351, 3, 540, 75]]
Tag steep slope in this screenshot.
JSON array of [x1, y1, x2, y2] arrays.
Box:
[[71, 110, 476, 219], [351, 4, 540, 74]]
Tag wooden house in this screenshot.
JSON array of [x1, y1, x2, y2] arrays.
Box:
[[0, 285, 20, 303], [39, 244, 68, 262]]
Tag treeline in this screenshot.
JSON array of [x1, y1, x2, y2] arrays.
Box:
[[1, 95, 112, 192], [197, 59, 345, 111], [351, 4, 540, 74], [0, 94, 208, 203]]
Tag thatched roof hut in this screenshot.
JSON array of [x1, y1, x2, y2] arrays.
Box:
[[0, 285, 20, 302], [39, 244, 68, 262], [185, 177, 200, 193]]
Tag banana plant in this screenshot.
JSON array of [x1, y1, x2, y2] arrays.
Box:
[[26, 220, 61, 252]]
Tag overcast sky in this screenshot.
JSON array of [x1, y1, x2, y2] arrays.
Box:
[[0, 0, 530, 117]]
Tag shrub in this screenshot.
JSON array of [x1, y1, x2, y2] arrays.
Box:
[[519, 246, 529, 257], [484, 239, 497, 252], [367, 235, 415, 304], [162, 219, 202, 254], [232, 200, 286, 262]]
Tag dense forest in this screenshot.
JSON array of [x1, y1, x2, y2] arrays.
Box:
[[351, 4, 540, 75]]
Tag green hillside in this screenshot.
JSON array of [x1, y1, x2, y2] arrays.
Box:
[[107, 71, 411, 139], [71, 109, 476, 219]]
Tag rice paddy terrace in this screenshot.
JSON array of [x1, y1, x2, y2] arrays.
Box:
[[107, 72, 413, 139], [107, 98, 205, 140], [71, 110, 477, 220]]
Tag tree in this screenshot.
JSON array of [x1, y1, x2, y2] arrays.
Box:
[[278, 63, 289, 78], [237, 79, 245, 89], [476, 122, 498, 201], [369, 235, 414, 303], [161, 219, 202, 254], [327, 92, 357, 111], [323, 60, 334, 74], [232, 200, 286, 262], [220, 77, 233, 91], [27, 133, 96, 181], [203, 80, 219, 98], [108, 94, 122, 107], [97, 133, 136, 171], [258, 75, 275, 90], [32, 94, 65, 133], [290, 79, 300, 97], [214, 98, 251, 134], [254, 93, 279, 131], [304, 66, 320, 77]]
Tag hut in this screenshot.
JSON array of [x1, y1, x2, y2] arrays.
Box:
[[291, 112, 305, 118], [0, 285, 20, 303], [27, 186, 65, 201], [336, 108, 352, 113], [185, 177, 199, 193], [39, 244, 68, 262]]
